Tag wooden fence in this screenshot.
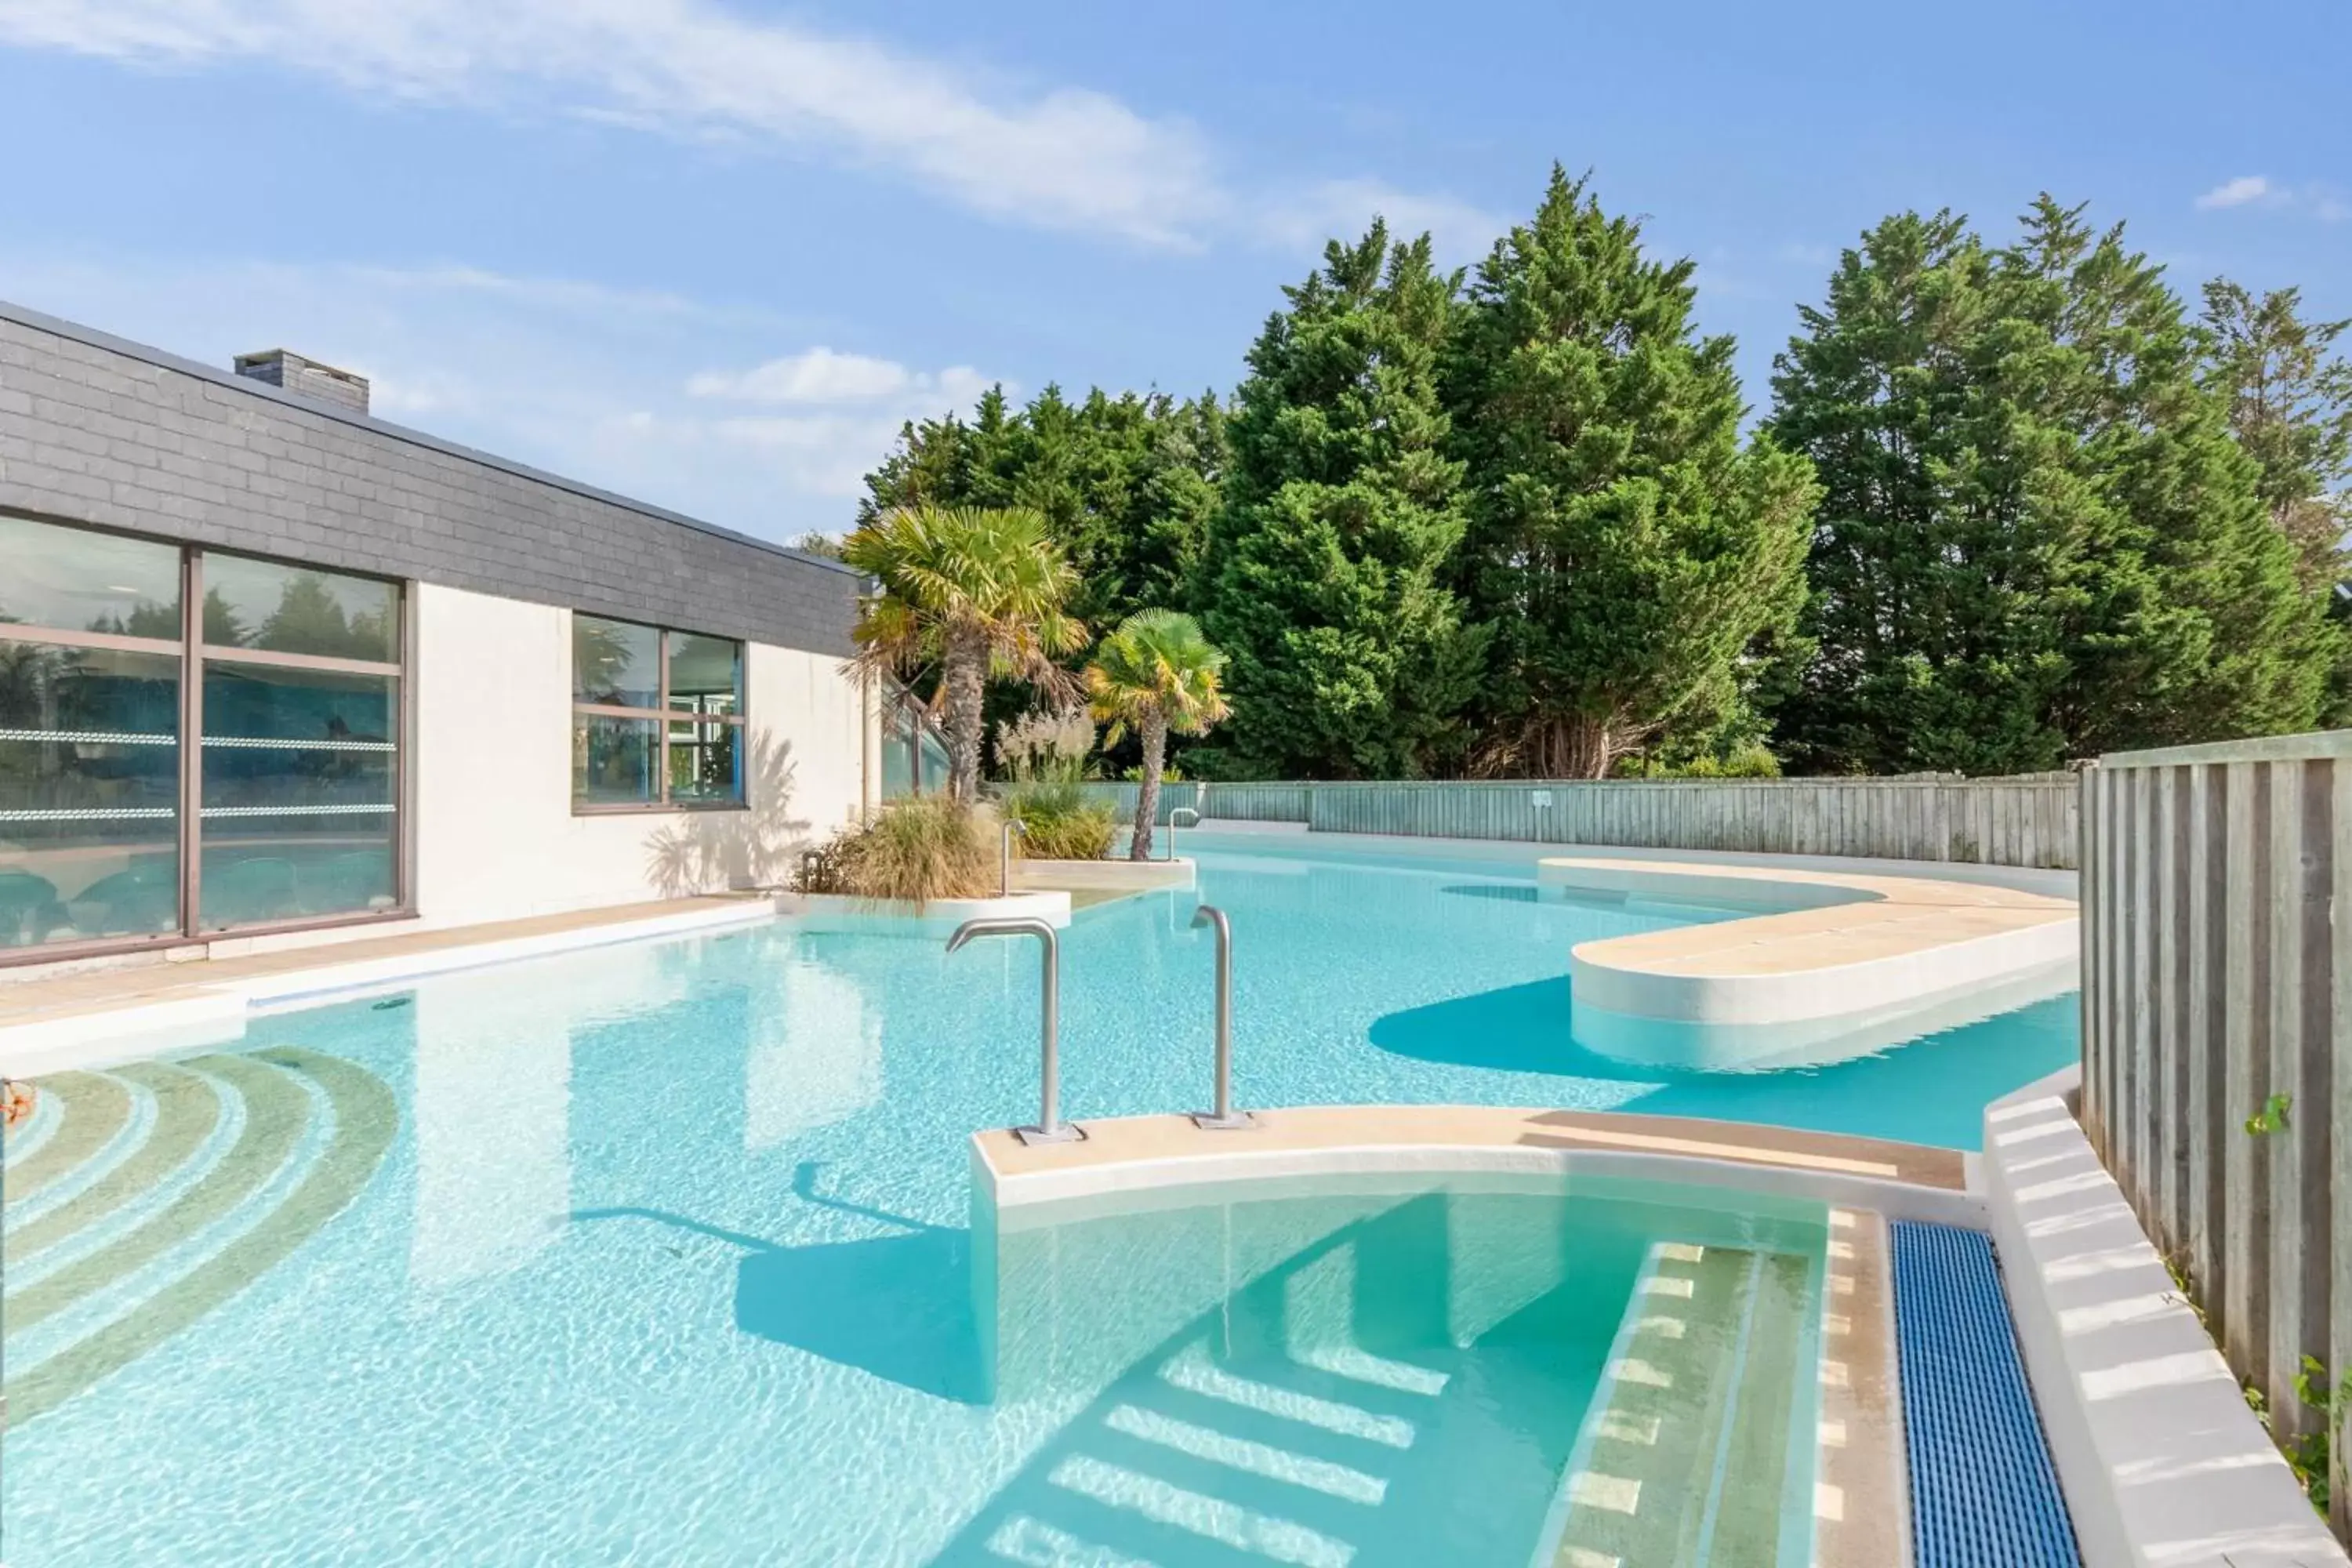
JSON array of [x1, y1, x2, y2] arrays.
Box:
[[1076, 775, 2078, 868], [2080, 731, 2350, 1537]]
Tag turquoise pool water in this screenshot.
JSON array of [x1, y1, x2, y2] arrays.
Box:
[[2, 846, 2074, 1565]]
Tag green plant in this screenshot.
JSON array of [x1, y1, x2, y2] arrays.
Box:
[[822, 797, 996, 906], [2246, 1092, 2292, 1136], [1613, 743, 1784, 779], [997, 708, 1096, 783], [1119, 762, 1185, 784], [1086, 608, 1230, 861], [1002, 779, 1117, 860], [842, 504, 1085, 805]]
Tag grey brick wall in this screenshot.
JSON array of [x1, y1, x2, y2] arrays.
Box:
[[0, 303, 861, 655]]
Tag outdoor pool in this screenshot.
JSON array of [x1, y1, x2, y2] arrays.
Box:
[[1, 844, 2074, 1565]]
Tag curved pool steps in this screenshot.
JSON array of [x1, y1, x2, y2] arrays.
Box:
[[1, 1048, 397, 1425], [1539, 1240, 1818, 1567]]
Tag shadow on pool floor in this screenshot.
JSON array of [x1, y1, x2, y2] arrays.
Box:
[[1367, 977, 2076, 1151]]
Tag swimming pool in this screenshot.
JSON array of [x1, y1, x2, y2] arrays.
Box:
[[2, 845, 2073, 1564]]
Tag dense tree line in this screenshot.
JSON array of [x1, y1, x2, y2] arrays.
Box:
[[854, 171, 2352, 779]]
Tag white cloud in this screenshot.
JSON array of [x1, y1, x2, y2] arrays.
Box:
[[2191, 174, 2349, 222], [1258, 179, 1508, 263], [2196, 175, 2278, 210], [685, 347, 989, 408], [0, 0, 1224, 246]]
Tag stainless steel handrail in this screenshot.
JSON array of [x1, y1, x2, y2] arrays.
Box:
[[1189, 904, 1251, 1130], [1167, 805, 1201, 862], [1000, 817, 1025, 896], [946, 915, 1079, 1145]]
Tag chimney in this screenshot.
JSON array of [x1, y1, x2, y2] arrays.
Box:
[[233, 349, 369, 416]]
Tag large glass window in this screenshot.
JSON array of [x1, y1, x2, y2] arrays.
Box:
[[0, 514, 408, 960], [571, 615, 745, 810], [198, 662, 398, 930], [0, 641, 182, 947]]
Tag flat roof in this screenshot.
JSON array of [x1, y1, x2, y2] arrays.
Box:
[[0, 296, 863, 581]]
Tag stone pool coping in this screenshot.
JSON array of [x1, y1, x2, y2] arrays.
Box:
[[0, 895, 775, 1075], [1982, 1067, 2350, 1568], [973, 1105, 1973, 1221], [1549, 855, 2078, 1028]]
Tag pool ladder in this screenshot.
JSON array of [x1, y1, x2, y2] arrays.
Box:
[[945, 902, 1253, 1146]]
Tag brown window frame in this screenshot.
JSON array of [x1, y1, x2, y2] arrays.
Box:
[[0, 511, 413, 970], [569, 613, 750, 816]]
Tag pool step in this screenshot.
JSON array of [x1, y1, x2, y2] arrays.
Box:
[[1541, 1240, 1815, 1568], [956, 1330, 1446, 1567], [946, 1191, 1639, 1566], [1, 1049, 397, 1424]]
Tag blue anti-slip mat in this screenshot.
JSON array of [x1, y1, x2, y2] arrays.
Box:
[[1890, 1221, 2084, 1568]]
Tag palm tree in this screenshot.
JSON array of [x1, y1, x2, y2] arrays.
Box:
[[1085, 609, 1230, 860], [842, 504, 1084, 805]]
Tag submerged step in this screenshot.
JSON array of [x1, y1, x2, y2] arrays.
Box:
[[1541, 1240, 1817, 1567], [1889, 1221, 2080, 1568]]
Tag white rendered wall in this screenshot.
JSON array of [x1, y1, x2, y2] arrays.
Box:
[[410, 583, 864, 925]]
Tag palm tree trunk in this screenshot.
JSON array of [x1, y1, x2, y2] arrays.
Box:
[[1130, 708, 1168, 861], [942, 630, 986, 805]]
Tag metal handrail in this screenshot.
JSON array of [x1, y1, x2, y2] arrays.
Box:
[[945, 916, 1079, 1145], [1000, 818, 1025, 896], [1167, 804, 1201, 862], [1189, 904, 1251, 1130]]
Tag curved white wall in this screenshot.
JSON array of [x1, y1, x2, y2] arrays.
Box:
[[411, 583, 865, 925]]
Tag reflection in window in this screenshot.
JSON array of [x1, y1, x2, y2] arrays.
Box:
[[198, 662, 397, 930], [573, 717, 659, 807], [0, 514, 410, 957], [572, 615, 660, 709], [666, 633, 740, 717], [570, 615, 745, 810], [0, 516, 181, 637], [667, 720, 739, 804], [0, 642, 181, 948], [202, 555, 399, 662]]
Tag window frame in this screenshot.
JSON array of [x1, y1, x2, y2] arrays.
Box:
[[0, 510, 412, 968], [569, 613, 749, 815]]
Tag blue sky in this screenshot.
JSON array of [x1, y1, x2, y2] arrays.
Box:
[[1, 0, 2344, 543]]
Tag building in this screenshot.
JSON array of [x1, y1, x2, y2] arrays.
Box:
[[0, 300, 928, 972]]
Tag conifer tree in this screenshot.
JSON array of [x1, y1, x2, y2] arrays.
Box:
[[860, 387, 1225, 630], [1445, 168, 1817, 779], [1769, 199, 2329, 772], [1193, 222, 1483, 778], [2198, 280, 2352, 596]]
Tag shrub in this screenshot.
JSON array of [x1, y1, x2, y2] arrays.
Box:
[[812, 797, 997, 904], [1000, 779, 1116, 861], [1613, 743, 1783, 779], [997, 708, 1096, 783]]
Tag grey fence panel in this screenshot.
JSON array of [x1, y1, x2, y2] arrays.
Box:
[[1073, 775, 2079, 867], [2084, 731, 2352, 1540]]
